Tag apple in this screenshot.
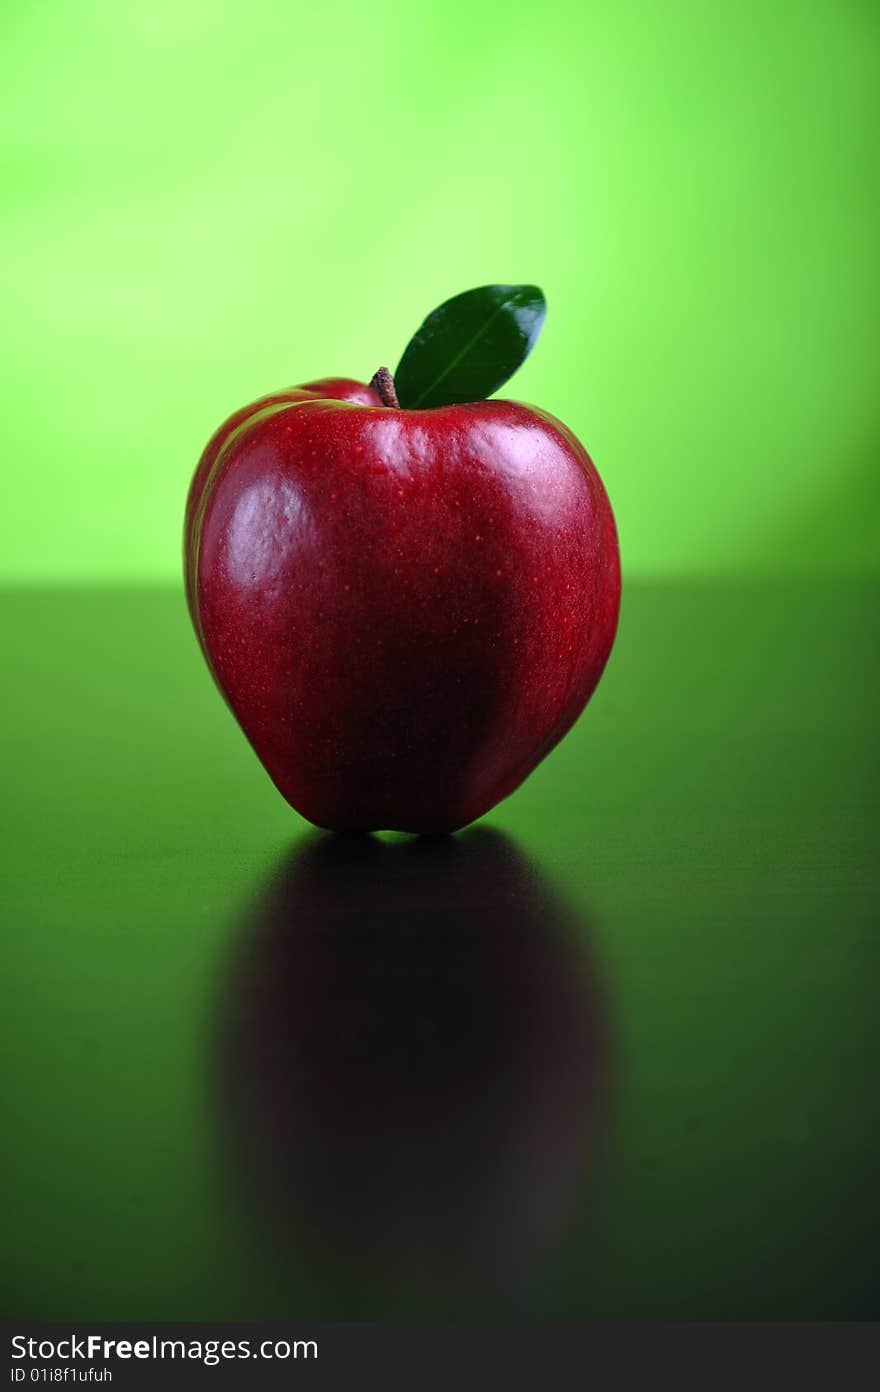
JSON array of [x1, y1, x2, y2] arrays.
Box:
[[185, 286, 620, 833]]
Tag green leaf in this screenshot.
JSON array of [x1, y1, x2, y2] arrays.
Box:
[[394, 284, 546, 409]]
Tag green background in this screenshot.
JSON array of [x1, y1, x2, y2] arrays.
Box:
[[3, 0, 878, 583]]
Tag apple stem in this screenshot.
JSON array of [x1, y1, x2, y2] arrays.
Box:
[[370, 367, 401, 409]]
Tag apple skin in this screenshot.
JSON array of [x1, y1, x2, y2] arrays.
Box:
[[185, 380, 620, 833], [185, 377, 380, 629]]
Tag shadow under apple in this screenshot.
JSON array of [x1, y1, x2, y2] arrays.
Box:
[[213, 828, 610, 1316]]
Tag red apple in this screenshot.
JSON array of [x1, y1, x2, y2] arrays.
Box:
[[185, 378, 620, 833], [186, 286, 620, 833]]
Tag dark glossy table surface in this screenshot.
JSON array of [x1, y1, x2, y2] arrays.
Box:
[[2, 581, 877, 1320]]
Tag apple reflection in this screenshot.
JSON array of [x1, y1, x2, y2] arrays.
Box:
[[215, 829, 609, 1313]]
